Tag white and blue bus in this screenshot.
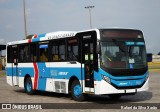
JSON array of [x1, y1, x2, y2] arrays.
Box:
[[6, 28, 149, 101]]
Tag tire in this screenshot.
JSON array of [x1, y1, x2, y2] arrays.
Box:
[[71, 80, 85, 101], [24, 77, 35, 95], [108, 94, 122, 99]]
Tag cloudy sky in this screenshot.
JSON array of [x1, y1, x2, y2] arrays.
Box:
[[0, 0, 160, 54]]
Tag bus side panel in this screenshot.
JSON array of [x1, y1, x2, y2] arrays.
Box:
[[6, 63, 13, 86], [17, 63, 35, 88], [6, 65, 19, 86], [36, 62, 49, 91], [45, 78, 54, 92], [48, 62, 82, 94], [7, 61, 84, 94]]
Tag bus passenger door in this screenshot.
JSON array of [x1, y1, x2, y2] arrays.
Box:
[[83, 41, 94, 90], [12, 46, 19, 85], [76, 31, 98, 93]]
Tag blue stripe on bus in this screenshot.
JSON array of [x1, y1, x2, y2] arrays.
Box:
[[32, 38, 40, 42], [37, 63, 47, 91], [6, 67, 35, 77], [38, 78, 47, 91], [6, 65, 83, 91], [6, 67, 12, 76], [6, 67, 147, 80], [32, 33, 46, 42], [6, 67, 83, 80], [6, 66, 148, 88], [38, 33, 46, 38]]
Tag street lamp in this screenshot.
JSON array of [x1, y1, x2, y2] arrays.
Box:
[[23, 0, 27, 39], [85, 6, 95, 29]]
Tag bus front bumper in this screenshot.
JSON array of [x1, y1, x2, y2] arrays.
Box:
[[94, 78, 149, 95]]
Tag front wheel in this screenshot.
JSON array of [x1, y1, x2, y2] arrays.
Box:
[[24, 77, 35, 95], [71, 80, 85, 101]]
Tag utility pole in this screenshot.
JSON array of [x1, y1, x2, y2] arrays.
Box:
[[23, 0, 27, 39], [85, 6, 95, 29]]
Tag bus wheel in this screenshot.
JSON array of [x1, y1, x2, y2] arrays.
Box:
[[25, 77, 34, 95], [108, 94, 122, 99], [71, 80, 85, 101]]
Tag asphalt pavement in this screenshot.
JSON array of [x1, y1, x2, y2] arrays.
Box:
[[0, 70, 160, 112]]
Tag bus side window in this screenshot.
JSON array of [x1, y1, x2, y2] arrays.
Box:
[[67, 38, 78, 61], [51, 44, 59, 61], [19, 45, 29, 62], [30, 44, 37, 62], [39, 44, 49, 62], [7, 46, 12, 63], [59, 41, 66, 61], [51, 40, 66, 61]]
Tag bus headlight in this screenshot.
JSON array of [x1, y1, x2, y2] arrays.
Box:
[[102, 75, 110, 84], [145, 75, 149, 81]]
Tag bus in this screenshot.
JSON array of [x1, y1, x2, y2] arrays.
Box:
[[6, 28, 149, 101]]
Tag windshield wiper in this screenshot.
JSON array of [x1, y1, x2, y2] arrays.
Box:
[[112, 39, 126, 52]]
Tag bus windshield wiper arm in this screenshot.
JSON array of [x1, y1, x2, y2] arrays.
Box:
[[112, 39, 125, 53]]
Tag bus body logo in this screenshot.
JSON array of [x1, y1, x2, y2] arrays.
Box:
[[58, 72, 68, 75]]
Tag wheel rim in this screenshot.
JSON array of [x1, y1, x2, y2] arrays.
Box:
[[74, 84, 82, 98], [26, 81, 31, 92]]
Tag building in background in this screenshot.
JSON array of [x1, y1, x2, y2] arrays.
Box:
[[152, 54, 160, 62], [0, 45, 6, 70]]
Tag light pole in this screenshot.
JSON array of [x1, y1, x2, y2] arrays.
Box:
[[23, 0, 27, 39], [85, 6, 95, 29]]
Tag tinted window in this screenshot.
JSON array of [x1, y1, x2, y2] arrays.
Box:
[[67, 38, 78, 60], [51, 40, 66, 61], [30, 44, 37, 62], [59, 42, 66, 61], [19, 45, 30, 62], [7, 46, 12, 63], [39, 44, 49, 62]]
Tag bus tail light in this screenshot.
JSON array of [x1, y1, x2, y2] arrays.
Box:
[[102, 75, 110, 84]]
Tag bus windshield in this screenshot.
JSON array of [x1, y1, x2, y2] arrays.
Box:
[[100, 41, 147, 69]]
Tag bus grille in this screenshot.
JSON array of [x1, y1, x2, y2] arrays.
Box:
[[55, 81, 66, 93]]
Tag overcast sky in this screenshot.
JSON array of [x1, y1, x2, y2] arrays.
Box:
[[0, 0, 160, 54]]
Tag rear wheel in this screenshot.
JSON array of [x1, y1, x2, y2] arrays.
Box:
[[25, 77, 34, 95], [71, 80, 85, 101]]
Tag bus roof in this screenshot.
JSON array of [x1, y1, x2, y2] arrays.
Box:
[[7, 28, 143, 46], [7, 31, 77, 46]]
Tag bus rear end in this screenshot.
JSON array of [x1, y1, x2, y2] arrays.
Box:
[[6, 44, 19, 87]]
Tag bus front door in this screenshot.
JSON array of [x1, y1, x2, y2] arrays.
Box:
[[12, 46, 19, 85], [83, 41, 94, 92], [77, 31, 98, 93]]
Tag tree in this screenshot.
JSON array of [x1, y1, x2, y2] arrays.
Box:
[[26, 34, 34, 39]]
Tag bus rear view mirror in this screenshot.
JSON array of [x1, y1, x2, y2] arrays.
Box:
[[147, 53, 152, 62]]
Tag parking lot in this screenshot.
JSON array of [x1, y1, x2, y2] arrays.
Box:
[[0, 70, 160, 111]]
